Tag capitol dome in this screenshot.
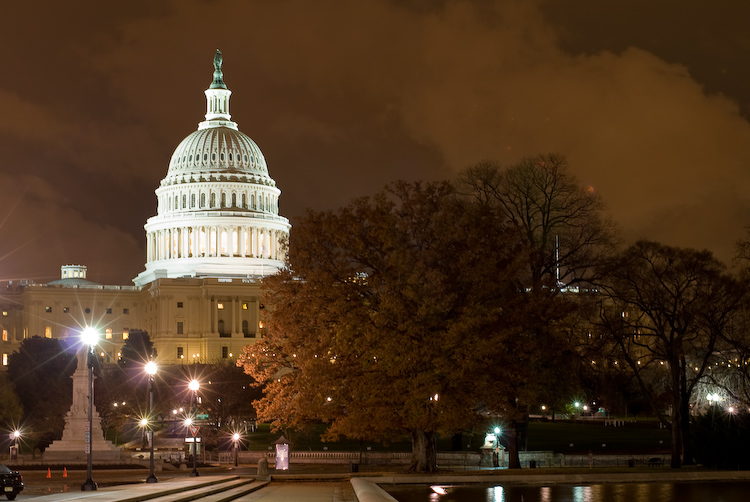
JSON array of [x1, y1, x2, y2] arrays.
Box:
[[134, 50, 291, 287]]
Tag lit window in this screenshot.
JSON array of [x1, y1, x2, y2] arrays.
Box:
[[242, 303, 248, 310], [2, 329, 8, 342], [45, 326, 52, 338], [63, 307, 70, 313], [123, 329, 130, 340], [45, 306, 52, 313], [2, 311, 6, 317], [105, 329, 113, 340], [217, 303, 224, 310], [2, 354, 7, 366]]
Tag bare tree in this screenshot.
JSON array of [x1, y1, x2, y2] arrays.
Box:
[[596, 241, 745, 468]]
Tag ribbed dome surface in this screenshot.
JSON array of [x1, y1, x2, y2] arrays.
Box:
[[163, 126, 272, 186]]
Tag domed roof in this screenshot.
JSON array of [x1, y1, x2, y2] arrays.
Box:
[[163, 126, 274, 186]]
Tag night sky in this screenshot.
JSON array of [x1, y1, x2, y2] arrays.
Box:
[[1, 0, 749, 285]]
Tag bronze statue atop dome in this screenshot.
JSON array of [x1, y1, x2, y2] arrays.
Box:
[[210, 49, 226, 89]]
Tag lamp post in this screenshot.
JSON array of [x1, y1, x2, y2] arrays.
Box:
[[11, 430, 20, 460], [81, 326, 99, 491], [232, 433, 240, 467], [188, 379, 200, 477], [145, 360, 158, 483]]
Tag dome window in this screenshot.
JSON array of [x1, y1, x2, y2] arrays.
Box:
[[232, 193, 237, 207], [200, 193, 206, 207], [204, 153, 208, 161], [251, 155, 254, 163], [229, 153, 233, 161], [211, 193, 216, 207], [191, 194, 196, 208], [244, 155, 247, 162], [189, 155, 193, 162], [221, 193, 227, 208], [212, 153, 216, 161], [221, 153, 225, 161]]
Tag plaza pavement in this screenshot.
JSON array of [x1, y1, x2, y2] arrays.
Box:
[[15, 463, 750, 502]]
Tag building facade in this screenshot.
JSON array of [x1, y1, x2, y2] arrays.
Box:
[[0, 50, 288, 367]]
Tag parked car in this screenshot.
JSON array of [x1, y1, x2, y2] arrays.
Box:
[[0, 465, 23, 500]]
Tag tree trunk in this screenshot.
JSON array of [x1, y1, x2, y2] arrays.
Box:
[[408, 429, 437, 473], [680, 388, 694, 465], [506, 421, 521, 469]]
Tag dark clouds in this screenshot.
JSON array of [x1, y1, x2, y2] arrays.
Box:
[[0, 0, 748, 285]]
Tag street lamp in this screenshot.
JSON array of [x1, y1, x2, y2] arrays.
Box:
[[188, 379, 200, 477], [145, 360, 158, 483], [11, 430, 20, 460], [81, 326, 99, 491], [232, 433, 240, 467]]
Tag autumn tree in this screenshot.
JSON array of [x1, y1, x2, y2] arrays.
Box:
[[240, 181, 525, 472], [457, 154, 617, 467], [596, 241, 745, 468]]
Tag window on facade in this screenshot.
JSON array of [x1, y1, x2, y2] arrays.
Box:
[[2, 329, 7, 342], [45, 306, 52, 313], [45, 326, 52, 338], [242, 303, 248, 310], [241, 194, 246, 207], [106, 328, 113, 340], [211, 193, 216, 207], [177, 302, 183, 308], [218, 320, 230, 337], [217, 303, 224, 310], [221, 193, 226, 207], [232, 193, 237, 207], [85, 308, 91, 314], [106, 308, 112, 314], [177, 346, 184, 359], [123, 308, 129, 314], [191, 194, 196, 208], [2, 354, 7, 366], [200, 193, 206, 207], [63, 307, 70, 313], [177, 322, 184, 335], [2, 311, 6, 317], [123, 329, 130, 340], [222, 346, 229, 358], [242, 320, 250, 337]]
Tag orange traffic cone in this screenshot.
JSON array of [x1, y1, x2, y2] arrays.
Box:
[[63, 467, 67, 478], [46, 468, 51, 478]]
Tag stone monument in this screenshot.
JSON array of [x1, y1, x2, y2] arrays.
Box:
[[44, 348, 121, 462]]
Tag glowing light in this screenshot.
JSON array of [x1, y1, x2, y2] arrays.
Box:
[[145, 361, 157, 376], [140, 418, 148, 427], [81, 326, 99, 346], [232, 433, 240, 441], [189, 379, 200, 391], [431, 486, 447, 495]]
